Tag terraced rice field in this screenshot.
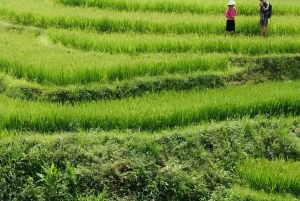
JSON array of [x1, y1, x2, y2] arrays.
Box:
[[1, 0, 300, 200]]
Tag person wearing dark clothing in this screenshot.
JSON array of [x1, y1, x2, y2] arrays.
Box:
[[260, 0, 269, 37]]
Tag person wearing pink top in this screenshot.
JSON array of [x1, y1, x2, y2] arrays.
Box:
[[225, 1, 237, 35]]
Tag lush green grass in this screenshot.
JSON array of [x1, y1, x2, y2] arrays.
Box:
[[54, 0, 300, 16], [0, 21, 299, 87], [49, 28, 300, 54], [1, 81, 300, 132], [1, 1, 300, 35], [0, 22, 231, 85], [2, 53, 300, 103], [228, 186, 299, 201], [1, 0, 300, 200], [1, 116, 300, 200], [238, 158, 300, 195], [1, 72, 228, 102]]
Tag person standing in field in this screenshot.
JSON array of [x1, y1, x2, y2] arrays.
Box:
[[259, 0, 269, 37], [225, 1, 237, 36]]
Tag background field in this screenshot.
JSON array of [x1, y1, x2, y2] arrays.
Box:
[[1, 0, 300, 200]]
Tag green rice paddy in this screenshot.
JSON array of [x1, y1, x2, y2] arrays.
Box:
[[1, 0, 300, 200]]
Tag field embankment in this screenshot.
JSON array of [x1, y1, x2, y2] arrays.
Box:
[[1, 0, 300, 200]]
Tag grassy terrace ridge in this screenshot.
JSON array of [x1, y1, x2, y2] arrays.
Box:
[[0, 72, 228, 102], [1, 81, 300, 132], [1, 116, 300, 200], [1, 1, 300, 35], [1, 53, 300, 103], [0, 21, 299, 86], [4, 0, 300, 16], [228, 186, 300, 201], [49, 29, 300, 54], [238, 158, 300, 195], [56, 0, 300, 16], [2, 0, 300, 200], [0, 21, 231, 85]]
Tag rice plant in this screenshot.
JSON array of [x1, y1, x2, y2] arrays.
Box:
[[1, 0, 300, 199], [0, 22, 231, 85], [48, 28, 300, 54], [1, 0, 300, 35], [228, 185, 299, 201], [54, 0, 300, 16], [238, 158, 300, 195], [1, 81, 300, 132]]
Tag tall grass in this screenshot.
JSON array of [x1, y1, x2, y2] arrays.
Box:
[[0, 23, 230, 85], [238, 158, 300, 195], [0, 53, 229, 85], [1, 115, 300, 200], [55, 0, 300, 16], [1, 0, 300, 199], [1, 81, 300, 131], [0, 51, 228, 85], [1, 22, 299, 86], [0, 1, 300, 35], [228, 186, 299, 201], [49, 28, 300, 54]]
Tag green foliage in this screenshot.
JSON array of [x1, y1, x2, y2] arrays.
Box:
[[2, 54, 300, 103], [37, 164, 73, 200], [1, 116, 300, 200], [49, 29, 300, 54], [42, 74, 225, 102], [1, 1, 300, 36], [55, 0, 300, 16], [2, 81, 300, 132], [0, 23, 230, 85], [238, 158, 300, 196], [227, 186, 299, 201], [1, 0, 300, 200], [0, 75, 7, 93]]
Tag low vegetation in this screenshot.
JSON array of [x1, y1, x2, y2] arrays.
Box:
[[1, 0, 300, 200], [1, 116, 300, 200]]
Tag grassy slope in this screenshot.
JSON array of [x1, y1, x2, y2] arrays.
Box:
[[1, 116, 300, 200], [1, 0, 300, 200]]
